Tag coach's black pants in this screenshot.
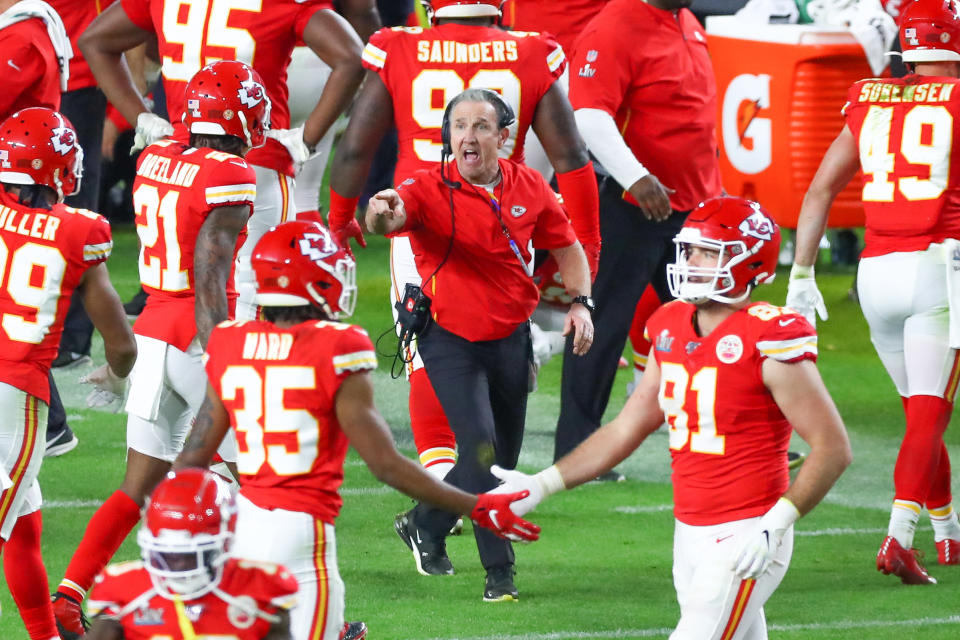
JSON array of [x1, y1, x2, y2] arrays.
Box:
[[412, 321, 531, 571], [553, 177, 688, 461]]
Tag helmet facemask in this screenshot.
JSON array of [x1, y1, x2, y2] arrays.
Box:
[[667, 227, 760, 305], [137, 527, 232, 600]]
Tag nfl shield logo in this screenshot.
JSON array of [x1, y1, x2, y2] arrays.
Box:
[[586, 50, 598, 62]]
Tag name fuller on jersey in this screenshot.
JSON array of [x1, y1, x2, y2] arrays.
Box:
[[857, 81, 955, 104], [138, 153, 201, 188], [242, 331, 294, 361], [0, 205, 60, 241], [416, 39, 519, 64]]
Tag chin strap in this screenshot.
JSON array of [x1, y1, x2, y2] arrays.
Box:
[[172, 593, 199, 640]]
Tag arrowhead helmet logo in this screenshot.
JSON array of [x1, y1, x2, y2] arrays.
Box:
[[298, 231, 338, 265], [50, 115, 76, 156], [738, 209, 774, 241], [237, 79, 265, 109]]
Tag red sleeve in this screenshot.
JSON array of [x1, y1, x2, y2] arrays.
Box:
[[531, 173, 577, 249], [535, 31, 566, 83], [751, 304, 818, 364], [394, 173, 429, 232], [81, 212, 114, 266], [567, 19, 631, 115], [361, 27, 392, 74], [86, 562, 144, 618], [221, 559, 299, 611], [294, 1, 335, 41], [328, 324, 377, 384], [555, 162, 600, 245], [203, 155, 257, 214], [0, 36, 47, 118], [120, 0, 154, 32]]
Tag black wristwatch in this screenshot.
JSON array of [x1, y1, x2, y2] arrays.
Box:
[[571, 295, 595, 315]]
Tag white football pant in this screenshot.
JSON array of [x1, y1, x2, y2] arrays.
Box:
[[0, 383, 46, 540]]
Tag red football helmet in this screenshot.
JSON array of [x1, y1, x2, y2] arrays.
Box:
[[431, 0, 501, 19], [667, 197, 780, 304], [900, 0, 960, 63], [137, 469, 237, 600], [183, 60, 271, 148], [252, 220, 357, 318], [0, 107, 83, 202]]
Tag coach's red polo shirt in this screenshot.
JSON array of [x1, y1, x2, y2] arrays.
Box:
[[395, 159, 576, 341], [569, 0, 722, 211]]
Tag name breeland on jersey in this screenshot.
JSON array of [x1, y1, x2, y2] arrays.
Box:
[[138, 153, 201, 188]]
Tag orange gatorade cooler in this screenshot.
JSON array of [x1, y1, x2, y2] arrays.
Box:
[[706, 16, 872, 228]]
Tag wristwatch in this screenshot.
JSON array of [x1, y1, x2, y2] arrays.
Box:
[[571, 295, 596, 315]]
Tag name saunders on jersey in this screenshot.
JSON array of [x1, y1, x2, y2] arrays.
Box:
[[416, 39, 519, 65]]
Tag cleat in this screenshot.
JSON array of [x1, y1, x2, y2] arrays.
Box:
[[46, 425, 79, 458], [339, 621, 367, 640], [877, 536, 937, 584], [449, 517, 463, 536], [52, 592, 88, 639], [394, 511, 454, 576], [51, 351, 92, 370], [483, 565, 518, 602], [936, 538, 960, 565], [591, 470, 625, 483], [123, 288, 148, 319], [787, 451, 806, 470]]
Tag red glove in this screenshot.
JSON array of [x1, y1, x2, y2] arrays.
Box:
[[332, 218, 367, 257], [583, 241, 601, 281], [470, 491, 541, 542]]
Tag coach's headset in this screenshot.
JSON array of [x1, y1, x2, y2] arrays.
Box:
[[386, 89, 517, 378]]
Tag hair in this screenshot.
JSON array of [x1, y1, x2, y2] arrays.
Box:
[[261, 304, 328, 325], [1, 182, 56, 209], [446, 87, 514, 130], [189, 133, 246, 156]]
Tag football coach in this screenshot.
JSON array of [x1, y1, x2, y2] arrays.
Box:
[[366, 87, 593, 601]]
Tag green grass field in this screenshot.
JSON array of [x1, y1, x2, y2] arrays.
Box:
[[3, 226, 960, 639]]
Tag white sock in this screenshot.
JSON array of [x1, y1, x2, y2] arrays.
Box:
[[423, 460, 455, 481], [888, 499, 922, 548], [929, 503, 960, 542]]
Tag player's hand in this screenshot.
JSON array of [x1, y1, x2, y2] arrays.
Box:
[[563, 303, 594, 356], [132, 113, 174, 153], [786, 264, 828, 327], [733, 498, 800, 579], [627, 174, 675, 222], [267, 126, 313, 168], [489, 464, 566, 517], [583, 241, 601, 281], [331, 217, 367, 257], [470, 491, 541, 542], [79, 364, 127, 411], [365, 189, 406, 234]]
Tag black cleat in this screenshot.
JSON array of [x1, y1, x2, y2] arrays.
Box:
[[394, 511, 454, 576], [51, 351, 92, 370], [483, 565, 518, 602], [340, 621, 367, 640], [46, 425, 79, 458], [123, 288, 148, 319]]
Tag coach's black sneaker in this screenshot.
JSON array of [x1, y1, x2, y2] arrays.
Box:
[[394, 511, 454, 576], [339, 621, 368, 640], [51, 351, 92, 370], [45, 425, 78, 458], [483, 564, 518, 602], [123, 287, 148, 319]]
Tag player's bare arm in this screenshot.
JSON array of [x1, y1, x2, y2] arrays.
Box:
[[794, 125, 860, 268], [763, 357, 852, 514], [365, 189, 407, 235], [79, 262, 137, 377], [329, 72, 395, 198], [174, 385, 232, 470], [334, 0, 382, 43], [194, 204, 250, 348], [82, 617, 125, 640], [78, 3, 152, 127], [549, 242, 593, 355], [300, 10, 365, 148], [263, 609, 293, 640], [531, 82, 590, 173], [334, 371, 478, 515], [555, 354, 665, 488]]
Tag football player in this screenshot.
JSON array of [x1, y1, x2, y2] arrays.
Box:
[[0, 107, 136, 640], [52, 61, 269, 639], [78, 0, 365, 320], [83, 468, 298, 640], [492, 197, 852, 639], [173, 220, 540, 640], [327, 0, 599, 491], [788, 0, 960, 584]]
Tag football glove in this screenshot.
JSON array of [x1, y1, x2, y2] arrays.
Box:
[[267, 125, 313, 169], [470, 491, 541, 542], [489, 464, 565, 517], [79, 363, 127, 410], [331, 218, 367, 257], [132, 113, 174, 153], [785, 264, 828, 327], [733, 497, 800, 580]]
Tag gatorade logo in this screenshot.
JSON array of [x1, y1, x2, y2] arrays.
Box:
[[722, 74, 771, 175]]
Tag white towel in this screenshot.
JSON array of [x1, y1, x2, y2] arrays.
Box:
[[817, 0, 897, 76], [0, 0, 72, 91]]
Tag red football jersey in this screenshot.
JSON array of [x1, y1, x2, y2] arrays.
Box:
[[86, 558, 298, 639], [132, 140, 255, 351], [502, 0, 609, 58], [47, 0, 117, 92], [205, 318, 378, 524], [0, 17, 61, 119], [0, 191, 111, 402], [645, 301, 817, 526], [843, 76, 960, 257], [120, 0, 331, 176], [361, 22, 565, 181]]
